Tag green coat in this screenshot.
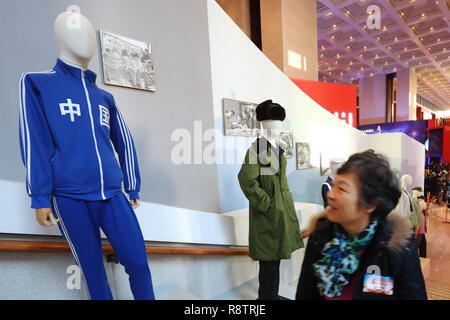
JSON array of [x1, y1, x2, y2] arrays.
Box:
[[410, 197, 423, 228], [238, 138, 304, 261]]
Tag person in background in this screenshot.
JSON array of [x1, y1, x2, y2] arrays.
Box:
[[296, 151, 427, 300]]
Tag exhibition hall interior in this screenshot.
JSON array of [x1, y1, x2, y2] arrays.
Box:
[[0, 0, 449, 301]]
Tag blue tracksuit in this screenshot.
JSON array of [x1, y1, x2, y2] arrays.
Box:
[[19, 58, 139, 208], [19, 59, 154, 299]]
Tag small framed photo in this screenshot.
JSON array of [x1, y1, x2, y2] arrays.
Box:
[[99, 30, 156, 92], [277, 129, 294, 159], [223, 98, 261, 136], [296, 142, 313, 170]]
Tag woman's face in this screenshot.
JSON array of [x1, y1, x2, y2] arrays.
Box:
[[326, 172, 374, 225]]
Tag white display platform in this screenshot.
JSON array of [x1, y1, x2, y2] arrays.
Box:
[[0, 180, 323, 246]]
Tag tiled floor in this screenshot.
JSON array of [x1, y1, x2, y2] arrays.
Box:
[[426, 206, 450, 285], [424, 206, 450, 300]]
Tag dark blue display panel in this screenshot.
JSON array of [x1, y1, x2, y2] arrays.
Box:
[[428, 128, 443, 156], [358, 120, 428, 145]]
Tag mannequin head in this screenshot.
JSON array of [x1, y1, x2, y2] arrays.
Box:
[[261, 120, 282, 143], [54, 11, 96, 70], [412, 187, 423, 199], [412, 189, 422, 199], [401, 174, 412, 188], [256, 99, 285, 145]]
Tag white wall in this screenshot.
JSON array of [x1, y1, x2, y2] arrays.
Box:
[[0, 0, 220, 213], [365, 132, 425, 194], [208, 0, 372, 212]]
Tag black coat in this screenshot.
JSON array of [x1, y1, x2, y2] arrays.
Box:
[[296, 212, 427, 300]]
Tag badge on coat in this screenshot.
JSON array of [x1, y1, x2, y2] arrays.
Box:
[[363, 273, 394, 295], [59, 99, 81, 122], [99, 105, 110, 128]]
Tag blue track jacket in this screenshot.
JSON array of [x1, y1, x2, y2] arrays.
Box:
[[19, 59, 140, 208]]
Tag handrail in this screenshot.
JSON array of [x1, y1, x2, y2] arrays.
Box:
[[0, 240, 249, 255], [0, 233, 309, 255]]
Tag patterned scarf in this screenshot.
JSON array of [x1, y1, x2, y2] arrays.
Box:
[[313, 219, 379, 298]]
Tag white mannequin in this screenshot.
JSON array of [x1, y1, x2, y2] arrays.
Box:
[[413, 189, 427, 211], [261, 120, 282, 147], [401, 174, 413, 190], [36, 11, 139, 227], [390, 174, 413, 218], [54, 11, 97, 71], [412, 190, 421, 199]]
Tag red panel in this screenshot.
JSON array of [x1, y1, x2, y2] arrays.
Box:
[[427, 122, 450, 162], [290, 77, 357, 127], [444, 127, 450, 163]]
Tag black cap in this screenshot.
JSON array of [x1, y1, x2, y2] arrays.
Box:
[[255, 99, 286, 122]]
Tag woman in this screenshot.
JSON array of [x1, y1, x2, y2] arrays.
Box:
[[296, 151, 427, 300]]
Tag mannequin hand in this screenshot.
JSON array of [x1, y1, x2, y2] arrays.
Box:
[[130, 198, 140, 209], [35, 208, 60, 227]]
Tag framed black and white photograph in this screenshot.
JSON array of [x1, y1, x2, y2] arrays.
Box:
[[296, 142, 313, 170], [277, 129, 294, 159], [223, 98, 261, 136], [99, 30, 156, 91]]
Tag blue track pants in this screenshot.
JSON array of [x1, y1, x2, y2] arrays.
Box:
[[51, 192, 155, 300]]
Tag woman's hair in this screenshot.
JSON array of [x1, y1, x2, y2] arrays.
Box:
[[337, 151, 401, 220]]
